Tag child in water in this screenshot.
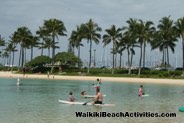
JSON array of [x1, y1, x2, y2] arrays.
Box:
[[138, 85, 144, 96]]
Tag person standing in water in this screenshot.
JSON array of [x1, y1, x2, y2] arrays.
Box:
[[68, 92, 75, 102], [94, 78, 102, 95], [138, 85, 144, 96]]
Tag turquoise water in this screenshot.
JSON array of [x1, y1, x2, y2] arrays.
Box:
[[0, 78, 184, 123]]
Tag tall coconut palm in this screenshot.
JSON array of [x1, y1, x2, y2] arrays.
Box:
[[9, 34, 18, 72], [29, 36, 39, 60], [123, 18, 139, 74], [5, 41, 17, 71], [83, 19, 102, 73], [69, 25, 84, 60], [0, 35, 5, 47], [156, 16, 177, 69], [36, 27, 47, 56], [43, 19, 67, 73], [15, 27, 32, 68], [120, 32, 138, 74], [42, 37, 53, 57], [0, 35, 5, 57], [103, 25, 122, 74], [2, 51, 9, 66], [175, 17, 184, 72], [134, 20, 155, 76]]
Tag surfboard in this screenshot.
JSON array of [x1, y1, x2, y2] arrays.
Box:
[[82, 94, 106, 98], [178, 106, 184, 112], [58, 100, 115, 106], [142, 94, 149, 97]]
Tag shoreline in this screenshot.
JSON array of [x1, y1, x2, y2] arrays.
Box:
[[0, 71, 184, 85]]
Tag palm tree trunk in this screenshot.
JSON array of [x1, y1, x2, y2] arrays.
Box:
[[24, 48, 26, 66], [138, 43, 143, 77], [11, 51, 15, 73], [31, 46, 33, 60], [78, 46, 80, 67], [18, 47, 22, 70], [164, 48, 167, 69], [143, 42, 146, 68], [21, 46, 24, 68], [182, 40, 184, 73], [119, 53, 122, 68], [112, 40, 115, 74], [162, 50, 164, 65], [130, 50, 134, 74], [51, 35, 55, 73], [127, 48, 131, 74], [87, 40, 92, 74], [48, 48, 50, 57], [9, 51, 11, 67], [3, 56, 5, 66], [167, 47, 169, 67], [41, 39, 43, 56]]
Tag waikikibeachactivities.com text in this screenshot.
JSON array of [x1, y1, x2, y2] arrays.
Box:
[[75, 112, 176, 118]]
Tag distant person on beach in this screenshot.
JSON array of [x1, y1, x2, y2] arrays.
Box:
[[47, 71, 50, 78], [68, 92, 75, 102], [138, 85, 144, 96], [22, 67, 26, 78], [22, 67, 26, 75], [93, 88, 103, 104]]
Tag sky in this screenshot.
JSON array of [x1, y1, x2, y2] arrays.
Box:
[[0, 0, 184, 68]]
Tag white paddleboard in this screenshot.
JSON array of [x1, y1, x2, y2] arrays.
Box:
[[58, 100, 115, 106], [82, 94, 106, 98], [142, 94, 149, 97]]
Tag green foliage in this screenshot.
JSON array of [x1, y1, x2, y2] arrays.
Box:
[[55, 52, 82, 67], [25, 55, 51, 67], [32, 66, 50, 73]]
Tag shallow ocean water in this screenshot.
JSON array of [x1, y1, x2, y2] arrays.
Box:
[[0, 77, 183, 123]]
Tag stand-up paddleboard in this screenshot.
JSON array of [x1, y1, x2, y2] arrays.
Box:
[[82, 94, 106, 98], [178, 107, 184, 112], [142, 94, 149, 97], [58, 100, 115, 106]]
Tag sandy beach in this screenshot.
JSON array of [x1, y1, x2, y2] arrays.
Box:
[[0, 71, 184, 85]]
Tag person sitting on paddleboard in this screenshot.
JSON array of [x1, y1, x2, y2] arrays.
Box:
[[81, 91, 86, 96], [138, 85, 145, 96], [68, 92, 75, 102], [93, 88, 103, 104]]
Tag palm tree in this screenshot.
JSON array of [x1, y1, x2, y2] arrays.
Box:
[[2, 51, 9, 66], [82, 19, 102, 73], [36, 27, 47, 56], [0, 35, 5, 55], [103, 25, 122, 74], [69, 25, 84, 60], [15, 26, 32, 68], [152, 16, 177, 69], [4, 41, 17, 72], [123, 18, 139, 74], [133, 20, 155, 76], [175, 17, 184, 73], [42, 37, 53, 57], [29, 36, 39, 60], [43, 18, 67, 73]]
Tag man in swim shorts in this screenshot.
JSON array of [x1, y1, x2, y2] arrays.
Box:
[[93, 88, 103, 104]]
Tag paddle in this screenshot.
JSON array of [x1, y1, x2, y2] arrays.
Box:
[[83, 100, 92, 105]]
